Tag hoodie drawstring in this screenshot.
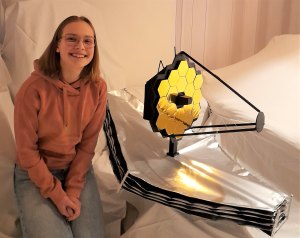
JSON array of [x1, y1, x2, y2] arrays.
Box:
[[63, 86, 69, 127], [61, 80, 83, 128]]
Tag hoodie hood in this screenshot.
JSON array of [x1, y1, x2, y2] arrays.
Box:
[[32, 60, 86, 93]]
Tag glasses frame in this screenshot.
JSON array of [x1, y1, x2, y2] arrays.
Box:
[[59, 34, 96, 49]]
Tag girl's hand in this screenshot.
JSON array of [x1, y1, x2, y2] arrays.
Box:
[[55, 195, 77, 218], [66, 196, 81, 221]]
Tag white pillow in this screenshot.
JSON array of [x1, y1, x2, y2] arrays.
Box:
[[2, 0, 175, 98]]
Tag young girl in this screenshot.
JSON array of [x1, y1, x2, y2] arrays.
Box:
[[14, 16, 107, 238]]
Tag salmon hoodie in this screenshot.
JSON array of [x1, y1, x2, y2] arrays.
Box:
[[14, 61, 107, 206]]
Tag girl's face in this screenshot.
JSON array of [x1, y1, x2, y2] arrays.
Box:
[[56, 21, 95, 74]]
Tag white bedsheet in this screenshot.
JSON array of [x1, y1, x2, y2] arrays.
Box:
[[202, 35, 300, 200]]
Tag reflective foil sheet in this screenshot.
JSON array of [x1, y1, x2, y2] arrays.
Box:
[[103, 89, 292, 236]]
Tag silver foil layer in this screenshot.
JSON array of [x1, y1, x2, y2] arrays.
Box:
[[103, 89, 292, 236]]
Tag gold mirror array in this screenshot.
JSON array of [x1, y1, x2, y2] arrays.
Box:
[[144, 56, 203, 138]]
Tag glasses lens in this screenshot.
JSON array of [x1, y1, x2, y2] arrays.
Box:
[[83, 38, 95, 48], [62, 35, 95, 48]]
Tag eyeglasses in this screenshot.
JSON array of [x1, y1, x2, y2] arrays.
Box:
[[60, 34, 95, 48]]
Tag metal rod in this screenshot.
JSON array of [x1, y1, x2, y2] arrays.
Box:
[[158, 60, 165, 73], [191, 123, 256, 129], [169, 127, 257, 137], [167, 136, 179, 157], [178, 51, 261, 113]]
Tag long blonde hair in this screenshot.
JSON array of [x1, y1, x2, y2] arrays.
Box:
[[37, 16, 100, 82]]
